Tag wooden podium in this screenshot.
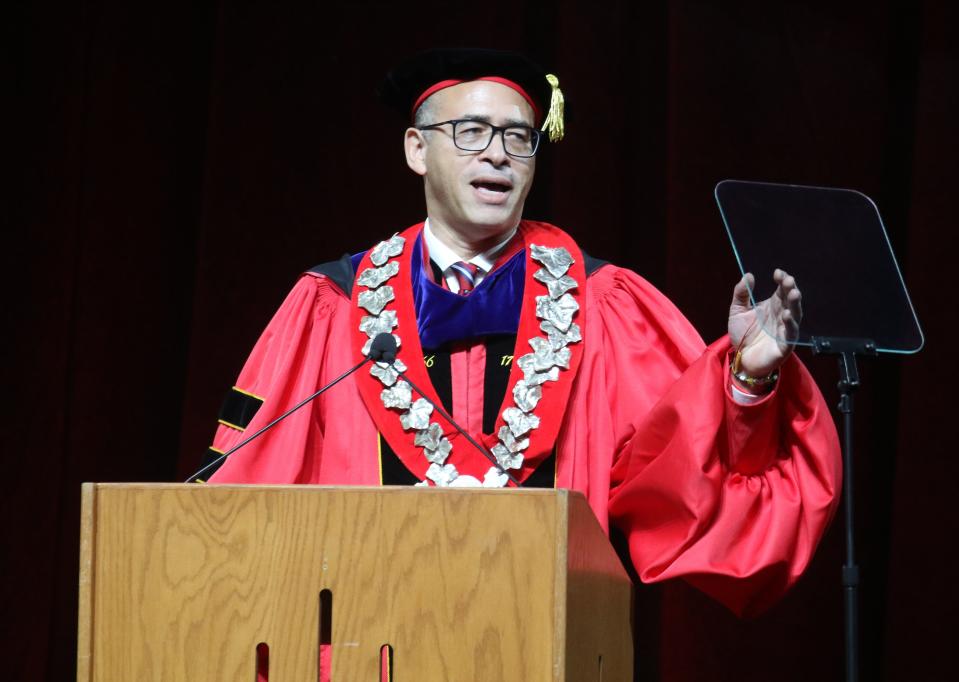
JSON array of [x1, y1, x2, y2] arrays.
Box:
[[78, 484, 633, 681]]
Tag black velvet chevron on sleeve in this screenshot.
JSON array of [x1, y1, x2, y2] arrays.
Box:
[[217, 387, 264, 431], [196, 447, 226, 481]]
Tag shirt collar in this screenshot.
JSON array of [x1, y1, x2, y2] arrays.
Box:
[[423, 218, 517, 275]]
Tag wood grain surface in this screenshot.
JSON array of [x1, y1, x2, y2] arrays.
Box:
[[78, 484, 632, 681]]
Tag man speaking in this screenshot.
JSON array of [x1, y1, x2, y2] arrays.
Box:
[[202, 48, 841, 617]]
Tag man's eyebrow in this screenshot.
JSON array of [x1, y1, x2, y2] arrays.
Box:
[[459, 114, 533, 128]]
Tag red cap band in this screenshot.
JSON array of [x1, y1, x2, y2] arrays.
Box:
[[411, 76, 541, 122]]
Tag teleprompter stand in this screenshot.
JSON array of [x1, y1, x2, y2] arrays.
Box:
[[812, 337, 877, 682], [715, 180, 925, 682]]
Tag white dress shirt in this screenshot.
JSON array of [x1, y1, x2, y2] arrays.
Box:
[[423, 219, 517, 294]]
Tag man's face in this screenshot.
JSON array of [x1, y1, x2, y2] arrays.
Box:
[[407, 81, 536, 240]]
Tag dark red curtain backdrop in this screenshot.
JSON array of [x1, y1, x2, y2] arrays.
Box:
[[9, 1, 957, 680]]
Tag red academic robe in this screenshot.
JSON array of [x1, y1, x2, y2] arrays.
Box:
[[209, 221, 841, 617]]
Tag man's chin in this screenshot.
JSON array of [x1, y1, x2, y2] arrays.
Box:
[[463, 207, 522, 235]]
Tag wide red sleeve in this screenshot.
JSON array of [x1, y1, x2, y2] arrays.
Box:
[[208, 273, 366, 484], [597, 268, 842, 616]]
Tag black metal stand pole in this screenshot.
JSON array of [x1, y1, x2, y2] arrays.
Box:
[[813, 338, 876, 682], [837, 350, 860, 682]]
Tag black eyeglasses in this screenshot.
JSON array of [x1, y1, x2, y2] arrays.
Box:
[[417, 119, 541, 158]]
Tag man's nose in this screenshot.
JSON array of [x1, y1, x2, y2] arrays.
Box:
[[479, 130, 510, 165]]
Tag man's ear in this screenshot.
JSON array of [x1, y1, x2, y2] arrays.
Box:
[[404, 128, 428, 176]]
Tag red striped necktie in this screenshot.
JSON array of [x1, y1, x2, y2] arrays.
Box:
[[450, 261, 481, 295]]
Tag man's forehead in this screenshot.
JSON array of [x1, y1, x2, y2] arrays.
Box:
[[428, 81, 536, 124]]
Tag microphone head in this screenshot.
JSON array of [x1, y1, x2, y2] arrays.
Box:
[[369, 333, 398, 363]]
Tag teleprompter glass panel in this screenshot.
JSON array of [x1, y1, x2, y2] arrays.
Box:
[[715, 180, 923, 354]]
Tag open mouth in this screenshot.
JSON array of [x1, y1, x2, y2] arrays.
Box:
[[470, 178, 513, 203], [472, 180, 511, 192]]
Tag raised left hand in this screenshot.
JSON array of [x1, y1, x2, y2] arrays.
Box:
[[728, 269, 802, 377]]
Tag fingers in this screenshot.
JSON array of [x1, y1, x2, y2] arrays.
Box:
[[774, 268, 803, 326], [781, 307, 800, 343], [774, 269, 796, 300], [731, 272, 755, 308]]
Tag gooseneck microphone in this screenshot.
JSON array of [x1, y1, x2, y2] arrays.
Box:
[[186, 333, 516, 486]]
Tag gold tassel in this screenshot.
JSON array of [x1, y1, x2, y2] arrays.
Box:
[[542, 74, 565, 142]]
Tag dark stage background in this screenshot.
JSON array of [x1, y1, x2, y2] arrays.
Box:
[[8, 1, 958, 680]]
